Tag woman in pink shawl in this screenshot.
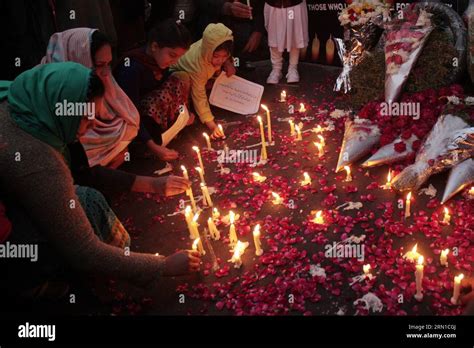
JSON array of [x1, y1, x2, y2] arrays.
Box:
[[40, 28, 139, 168]]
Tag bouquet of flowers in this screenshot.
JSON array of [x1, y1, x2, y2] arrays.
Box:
[[392, 113, 474, 192], [384, 8, 433, 103], [336, 118, 381, 172], [334, 0, 390, 93], [442, 158, 474, 204]]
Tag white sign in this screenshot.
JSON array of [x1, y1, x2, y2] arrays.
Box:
[[209, 72, 264, 115]]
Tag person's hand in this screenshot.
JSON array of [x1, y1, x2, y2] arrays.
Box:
[[162, 250, 201, 276], [225, 0, 252, 19], [223, 59, 236, 77], [206, 120, 225, 139], [243, 31, 263, 53], [148, 141, 179, 161], [154, 175, 191, 197]]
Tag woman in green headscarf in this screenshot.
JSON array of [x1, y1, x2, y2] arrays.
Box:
[[0, 62, 200, 300]]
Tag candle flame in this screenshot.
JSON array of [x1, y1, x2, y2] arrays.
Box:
[[317, 134, 325, 146], [271, 192, 282, 204], [196, 166, 202, 173], [203, 132, 209, 139], [299, 103, 306, 112], [218, 124, 224, 132], [417, 255, 424, 265], [232, 240, 246, 259], [444, 207, 449, 215], [455, 273, 464, 282], [192, 238, 200, 251], [260, 104, 269, 112], [406, 192, 412, 201], [312, 210, 324, 224], [344, 165, 351, 174], [192, 145, 199, 153], [181, 165, 187, 172], [441, 248, 449, 256], [229, 210, 235, 224], [387, 169, 392, 183], [193, 212, 200, 223], [363, 264, 371, 274], [253, 224, 261, 237], [257, 115, 263, 124]]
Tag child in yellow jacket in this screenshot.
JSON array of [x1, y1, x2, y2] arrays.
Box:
[[173, 23, 235, 139]]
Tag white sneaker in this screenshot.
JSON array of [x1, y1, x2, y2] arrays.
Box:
[[266, 69, 283, 84], [286, 66, 300, 83]]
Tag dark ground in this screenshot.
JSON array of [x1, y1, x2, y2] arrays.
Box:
[[17, 62, 473, 316]]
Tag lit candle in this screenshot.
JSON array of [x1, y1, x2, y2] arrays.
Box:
[[192, 146, 205, 174], [190, 212, 200, 240], [301, 172, 312, 186], [344, 165, 352, 182], [403, 243, 420, 262], [440, 248, 449, 267], [314, 141, 324, 157], [414, 255, 424, 301], [181, 165, 189, 180], [257, 116, 268, 161], [299, 103, 306, 113], [188, 185, 197, 213], [192, 237, 205, 255], [229, 211, 238, 246], [405, 192, 412, 219], [289, 119, 295, 136], [271, 192, 283, 205], [212, 207, 220, 220], [184, 206, 194, 239], [317, 134, 325, 147], [203, 132, 212, 150], [207, 217, 220, 240], [218, 124, 225, 138], [195, 167, 205, 185], [384, 169, 392, 190], [451, 273, 464, 304], [363, 264, 371, 276], [229, 240, 249, 268], [280, 90, 287, 102], [252, 172, 267, 183], [200, 182, 213, 207], [295, 124, 302, 141], [253, 224, 263, 256], [442, 207, 451, 224], [260, 104, 272, 144], [312, 210, 324, 224]]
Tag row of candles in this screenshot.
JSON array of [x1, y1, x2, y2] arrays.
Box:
[[404, 244, 464, 304], [185, 206, 263, 268], [187, 91, 468, 301]]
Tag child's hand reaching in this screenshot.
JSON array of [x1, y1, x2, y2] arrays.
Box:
[[162, 250, 201, 276], [223, 59, 236, 77], [206, 120, 225, 139]]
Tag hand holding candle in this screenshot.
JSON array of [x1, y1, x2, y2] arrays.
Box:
[[217, 124, 226, 138]]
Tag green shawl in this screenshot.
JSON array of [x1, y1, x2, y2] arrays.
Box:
[[0, 62, 91, 159]]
